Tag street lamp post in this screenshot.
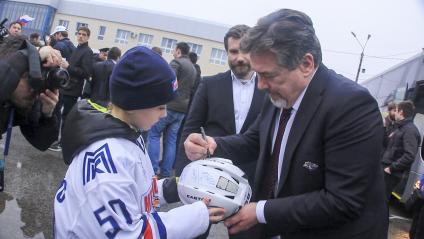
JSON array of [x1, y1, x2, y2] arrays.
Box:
[[351, 32, 371, 83]]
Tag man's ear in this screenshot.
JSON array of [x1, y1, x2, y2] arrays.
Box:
[[299, 53, 315, 76]]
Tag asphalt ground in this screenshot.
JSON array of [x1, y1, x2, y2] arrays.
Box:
[[0, 128, 412, 239]]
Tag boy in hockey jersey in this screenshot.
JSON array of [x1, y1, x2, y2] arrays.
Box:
[[54, 46, 225, 238]]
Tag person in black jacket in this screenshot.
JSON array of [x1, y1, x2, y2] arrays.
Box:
[[91, 47, 121, 107], [383, 102, 397, 150], [0, 35, 60, 149], [382, 100, 421, 199], [7, 21, 22, 37], [188, 52, 201, 91], [410, 174, 424, 239], [58, 26, 93, 127], [48, 27, 92, 152]]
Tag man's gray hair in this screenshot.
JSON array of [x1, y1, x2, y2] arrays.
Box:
[[240, 9, 322, 70]]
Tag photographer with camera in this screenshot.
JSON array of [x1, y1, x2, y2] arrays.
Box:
[[0, 35, 62, 156]]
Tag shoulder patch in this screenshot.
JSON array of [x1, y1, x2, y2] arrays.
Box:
[[83, 143, 117, 185]]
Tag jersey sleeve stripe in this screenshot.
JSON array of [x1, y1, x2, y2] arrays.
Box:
[[152, 212, 167, 239], [141, 219, 153, 239]]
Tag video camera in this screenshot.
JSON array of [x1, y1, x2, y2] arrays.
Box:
[[0, 18, 8, 42], [0, 18, 70, 92]]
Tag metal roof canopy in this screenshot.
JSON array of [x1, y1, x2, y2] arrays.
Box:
[[362, 51, 424, 108], [12, 0, 230, 42]]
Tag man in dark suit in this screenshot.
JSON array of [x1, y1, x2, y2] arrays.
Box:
[[93, 47, 109, 63], [175, 25, 265, 185], [184, 9, 388, 239], [91, 47, 121, 107]]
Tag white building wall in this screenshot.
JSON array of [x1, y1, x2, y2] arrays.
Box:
[[51, 12, 229, 76]]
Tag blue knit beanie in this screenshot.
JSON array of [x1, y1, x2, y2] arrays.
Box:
[[110, 46, 176, 110]]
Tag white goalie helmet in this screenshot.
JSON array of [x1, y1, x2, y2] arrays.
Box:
[[178, 157, 252, 218]]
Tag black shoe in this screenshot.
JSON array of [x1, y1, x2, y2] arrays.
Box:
[[156, 174, 170, 180], [48, 142, 62, 152]]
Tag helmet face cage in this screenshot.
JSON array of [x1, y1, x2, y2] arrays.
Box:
[[178, 158, 252, 218]]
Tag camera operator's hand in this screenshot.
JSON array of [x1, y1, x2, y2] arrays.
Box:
[[39, 46, 62, 68], [60, 59, 69, 69], [39, 89, 59, 118]]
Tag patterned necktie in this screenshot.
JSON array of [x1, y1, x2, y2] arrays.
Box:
[[260, 107, 293, 199]]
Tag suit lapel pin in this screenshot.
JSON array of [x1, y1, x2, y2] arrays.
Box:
[[303, 161, 319, 171]]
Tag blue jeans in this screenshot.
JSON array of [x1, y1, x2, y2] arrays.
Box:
[[147, 110, 185, 177]]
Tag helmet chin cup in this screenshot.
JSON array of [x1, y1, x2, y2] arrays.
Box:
[[178, 157, 252, 219]]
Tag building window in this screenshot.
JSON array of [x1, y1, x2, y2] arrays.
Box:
[[75, 22, 88, 35], [161, 37, 177, 54], [76, 22, 88, 31], [137, 33, 153, 47], [187, 42, 203, 56], [209, 48, 227, 65], [115, 29, 130, 44], [58, 20, 69, 29], [98, 26, 106, 40]]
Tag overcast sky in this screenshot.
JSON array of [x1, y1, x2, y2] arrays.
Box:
[[94, 0, 424, 82]]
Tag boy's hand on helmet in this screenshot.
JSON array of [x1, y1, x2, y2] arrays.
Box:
[[202, 197, 226, 223]]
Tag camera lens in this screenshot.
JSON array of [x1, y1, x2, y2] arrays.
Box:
[[55, 69, 70, 88], [45, 68, 70, 91]]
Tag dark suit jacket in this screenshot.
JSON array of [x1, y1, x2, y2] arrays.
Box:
[[175, 70, 266, 183], [214, 65, 388, 239], [91, 59, 115, 106]]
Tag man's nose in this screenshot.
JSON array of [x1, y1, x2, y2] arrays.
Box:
[[236, 58, 245, 64]]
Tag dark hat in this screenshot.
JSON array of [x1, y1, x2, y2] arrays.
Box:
[[110, 46, 176, 110], [99, 47, 109, 52]]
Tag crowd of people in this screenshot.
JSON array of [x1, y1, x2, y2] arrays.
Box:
[[0, 8, 424, 239]]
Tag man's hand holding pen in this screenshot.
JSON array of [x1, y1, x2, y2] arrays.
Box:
[[200, 127, 211, 158], [184, 130, 217, 161]]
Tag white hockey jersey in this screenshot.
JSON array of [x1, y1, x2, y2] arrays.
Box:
[[54, 136, 209, 239]]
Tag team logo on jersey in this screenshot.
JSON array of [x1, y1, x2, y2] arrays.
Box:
[[83, 143, 117, 185], [56, 179, 67, 203]]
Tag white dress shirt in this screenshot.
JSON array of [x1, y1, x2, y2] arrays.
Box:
[[231, 71, 256, 134], [256, 68, 318, 232]]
